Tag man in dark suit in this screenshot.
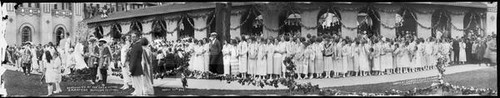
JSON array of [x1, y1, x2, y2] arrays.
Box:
[[209, 32, 223, 74], [465, 37, 473, 64], [452, 36, 460, 64], [126, 30, 146, 95]]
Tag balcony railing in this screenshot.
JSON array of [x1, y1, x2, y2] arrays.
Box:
[[15, 7, 41, 16], [52, 9, 73, 18]]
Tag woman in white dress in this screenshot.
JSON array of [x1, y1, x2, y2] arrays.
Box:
[[340, 39, 349, 77], [415, 39, 425, 72], [274, 37, 285, 79], [247, 37, 257, 78], [372, 39, 382, 76], [305, 40, 315, 79], [43, 45, 62, 95], [358, 40, 370, 76], [203, 38, 211, 72], [323, 38, 334, 78], [353, 40, 361, 76], [266, 38, 274, 78], [194, 40, 204, 72], [408, 39, 417, 73], [238, 37, 249, 78], [222, 40, 231, 76], [459, 39, 467, 64], [73, 40, 88, 70], [229, 40, 239, 77], [257, 38, 267, 79]]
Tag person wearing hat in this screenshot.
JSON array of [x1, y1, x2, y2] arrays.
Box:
[[96, 39, 112, 86], [208, 32, 223, 74], [85, 37, 99, 84], [20, 42, 33, 75]]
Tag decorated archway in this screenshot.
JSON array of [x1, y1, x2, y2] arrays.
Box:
[[396, 7, 418, 38], [431, 9, 451, 39], [151, 18, 167, 40], [357, 6, 381, 38], [178, 16, 195, 38], [241, 8, 263, 36], [278, 9, 302, 36], [463, 11, 482, 37], [21, 26, 32, 43], [93, 25, 104, 39], [128, 20, 143, 35], [107, 23, 122, 40], [317, 7, 342, 36]]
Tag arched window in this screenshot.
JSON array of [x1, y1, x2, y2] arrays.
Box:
[[108, 23, 122, 40], [241, 8, 263, 37], [178, 16, 195, 38], [431, 9, 451, 39], [396, 7, 418, 38], [206, 12, 216, 38], [464, 11, 481, 37], [94, 26, 104, 39], [129, 21, 143, 33], [357, 7, 380, 38], [278, 10, 302, 36], [21, 26, 32, 43], [151, 19, 166, 39], [318, 7, 342, 36], [55, 27, 65, 46]]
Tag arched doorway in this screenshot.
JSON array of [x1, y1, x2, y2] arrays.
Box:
[[464, 11, 481, 38], [21, 26, 32, 43], [357, 6, 381, 38], [108, 23, 122, 40], [431, 9, 451, 39], [93, 26, 104, 39], [206, 12, 216, 38], [278, 10, 302, 36], [55, 27, 65, 46], [151, 19, 166, 40], [178, 16, 195, 38], [396, 7, 418, 38], [318, 7, 342, 36], [241, 8, 263, 37]]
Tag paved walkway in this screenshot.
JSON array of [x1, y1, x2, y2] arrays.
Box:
[[1, 64, 492, 90]]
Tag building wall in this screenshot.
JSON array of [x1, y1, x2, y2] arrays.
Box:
[[4, 3, 84, 46]]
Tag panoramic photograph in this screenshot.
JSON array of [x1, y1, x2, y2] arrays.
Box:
[[0, 1, 497, 97]]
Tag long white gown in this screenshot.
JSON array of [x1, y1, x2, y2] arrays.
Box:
[[459, 42, 467, 62], [44, 50, 62, 83], [73, 43, 88, 70]]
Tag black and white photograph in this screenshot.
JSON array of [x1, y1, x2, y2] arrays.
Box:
[[0, 1, 497, 97]]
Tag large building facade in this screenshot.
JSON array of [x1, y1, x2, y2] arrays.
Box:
[[2, 2, 163, 45], [85, 2, 497, 42]]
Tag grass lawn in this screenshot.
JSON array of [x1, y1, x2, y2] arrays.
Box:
[[3, 66, 496, 96]]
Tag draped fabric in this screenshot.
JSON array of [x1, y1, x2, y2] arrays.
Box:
[[108, 24, 122, 39]]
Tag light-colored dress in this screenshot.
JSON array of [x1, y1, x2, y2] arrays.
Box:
[[266, 44, 274, 74], [44, 52, 62, 83], [193, 45, 205, 71], [340, 44, 349, 73], [238, 41, 248, 73], [257, 43, 267, 76], [425, 42, 435, 67], [274, 42, 285, 74], [73, 43, 88, 70], [314, 43, 324, 74], [203, 44, 210, 72], [400, 46, 411, 68], [222, 44, 231, 75], [248, 43, 257, 75], [305, 44, 315, 74], [380, 43, 393, 70], [459, 42, 467, 62], [323, 43, 334, 72], [359, 44, 370, 71], [408, 42, 417, 68], [229, 45, 239, 74], [372, 43, 382, 71], [331, 43, 340, 72], [415, 43, 425, 68]]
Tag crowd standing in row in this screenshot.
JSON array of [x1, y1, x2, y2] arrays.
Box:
[[1, 30, 496, 95]]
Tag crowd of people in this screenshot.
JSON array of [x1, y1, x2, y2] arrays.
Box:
[[1, 29, 497, 96]]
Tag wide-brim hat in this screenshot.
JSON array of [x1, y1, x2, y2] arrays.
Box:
[[98, 39, 107, 43], [210, 32, 217, 36], [89, 37, 97, 42]]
